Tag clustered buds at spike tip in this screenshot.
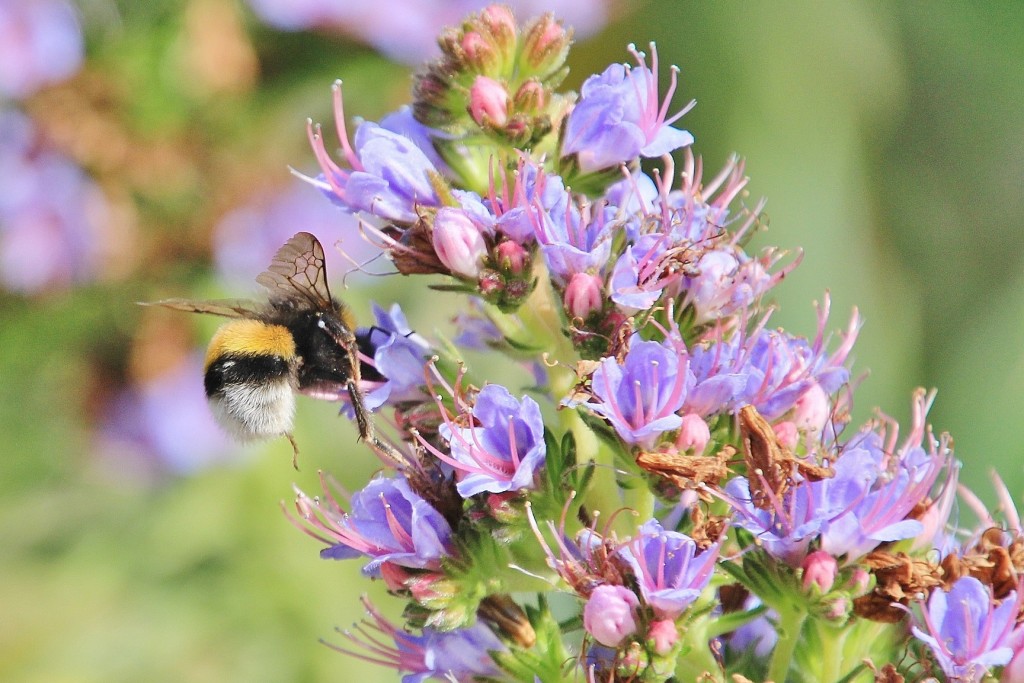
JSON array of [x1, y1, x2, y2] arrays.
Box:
[[213, 4, 1024, 682]]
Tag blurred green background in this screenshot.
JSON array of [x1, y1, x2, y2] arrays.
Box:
[[2, 1, 1023, 681]]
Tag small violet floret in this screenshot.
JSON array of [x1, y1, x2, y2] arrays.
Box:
[[562, 43, 694, 174], [438, 384, 546, 497]]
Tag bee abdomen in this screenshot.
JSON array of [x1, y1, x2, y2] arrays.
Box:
[[204, 354, 292, 397], [205, 354, 296, 440]]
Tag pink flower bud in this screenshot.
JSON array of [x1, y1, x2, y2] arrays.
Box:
[[801, 550, 838, 593], [521, 14, 570, 75], [460, 31, 495, 70], [432, 207, 486, 278], [469, 75, 509, 127], [477, 269, 504, 296], [583, 584, 640, 647], [479, 4, 516, 48], [847, 568, 871, 596], [494, 239, 528, 274], [647, 619, 678, 656], [564, 272, 603, 319], [513, 79, 546, 112], [793, 382, 830, 434], [772, 420, 799, 451], [676, 413, 710, 454]]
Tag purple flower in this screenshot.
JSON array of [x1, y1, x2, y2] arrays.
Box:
[[532, 191, 614, 285], [724, 390, 954, 565], [0, 109, 111, 293], [95, 355, 240, 479], [818, 391, 955, 562], [579, 339, 693, 448], [0, 0, 82, 99], [332, 598, 504, 683], [685, 298, 859, 420], [608, 233, 685, 311], [436, 384, 546, 497], [292, 475, 453, 576], [912, 577, 1022, 682], [486, 159, 564, 244], [451, 298, 503, 349], [618, 519, 720, 619], [726, 595, 778, 659], [357, 302, 431, 411], [723, 474, 829, 565], [246, 0, 611, 65], [562, 44, 694, 174], [304, 82, 442, 225], [213, 182, 376, 288]]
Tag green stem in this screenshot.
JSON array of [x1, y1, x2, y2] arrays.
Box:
[[768, 603, 807, 683], [510, 269, 625, 528], [815, 619, 847, 683]]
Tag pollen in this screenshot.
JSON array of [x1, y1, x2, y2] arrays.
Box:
[[204, 319, 296, 369]]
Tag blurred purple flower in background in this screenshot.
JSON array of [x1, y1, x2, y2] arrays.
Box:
[[0, 0, 82, 99], [245, 0, 613, 64], [0, 109, 112, 293], [95, 355, 241, 479], [214, 181, 381, 289]]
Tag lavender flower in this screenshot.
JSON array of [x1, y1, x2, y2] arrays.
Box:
[[562, 44, 694, 174], [95, 355, 240, 477], [247, 0, 612, 65], [578, 339, 693, 448], [912, 577, 1022, 682], [618, 519, 719, 619], [331, 598, 505, 683], [0, 109, 110, 293], [292, 475, 453, 576], [304, 82, 442, 225], [0, 0, 83, 99], [530, 185, 614, 285], [436, 384, 546, 497], [357, 303, 431, 411], [213, 183, 374, 288]]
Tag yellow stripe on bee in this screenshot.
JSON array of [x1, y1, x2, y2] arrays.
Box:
[[204, 319, 296, 370]]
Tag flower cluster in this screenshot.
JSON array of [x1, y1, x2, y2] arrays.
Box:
[[248, 5, 1024, 682]]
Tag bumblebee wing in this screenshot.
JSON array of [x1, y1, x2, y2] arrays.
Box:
[[255, 232, 333, 310], [140, 298, 261, 318]]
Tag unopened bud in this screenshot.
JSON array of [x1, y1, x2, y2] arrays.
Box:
[[583, 584, 640, 647], [801, 550, 838, 593], [772, 420, 799, 451], [793, 382, 830, 434], [494, 239, 529, 274], [460, 31, 497, 71], [564, 272, 603, 319], [676, 413, 711, 454], [647, 619, 679, 656], [478, 4, 516, 53], [521, 13, 571, 78], [513, 78, 547, 113], [469, 75, 509, 127], [433, 207, 487, 278]]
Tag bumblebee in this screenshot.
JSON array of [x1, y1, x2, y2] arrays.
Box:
[[147, 232, 372, 466]]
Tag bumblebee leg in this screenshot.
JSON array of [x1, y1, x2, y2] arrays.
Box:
[[346, 378, 406, 465], [285, 432, 300, 470]]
